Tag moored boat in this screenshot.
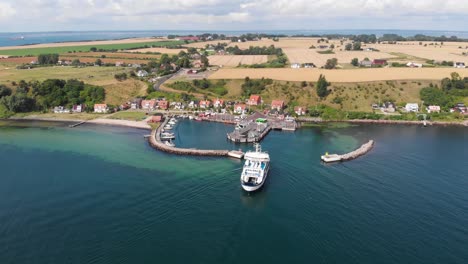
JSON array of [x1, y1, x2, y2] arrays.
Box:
[[164, 140, 175, 147], [240, 144, 270, 192]]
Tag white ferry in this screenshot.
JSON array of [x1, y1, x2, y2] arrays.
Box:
[[240, 144, 270, 192]]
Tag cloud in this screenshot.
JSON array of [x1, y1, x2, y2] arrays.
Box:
[[1, 0, 467, 31]]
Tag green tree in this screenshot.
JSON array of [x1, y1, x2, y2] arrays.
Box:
[[37, 54, 59, 65], [345, 43, 352, 51], [324, 58, 338, 69], [351, 58, 359, 67], [95, 59, 102, 66], [353, 42, 362, 50], [0, 85, 12, 98], [316, 74, 330, 98], [71, 59, 81, 66]]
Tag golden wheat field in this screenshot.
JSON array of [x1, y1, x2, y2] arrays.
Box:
[[208, 55, 268, 67], [208, 68, 468, 82], [127, 47, 187, 54]]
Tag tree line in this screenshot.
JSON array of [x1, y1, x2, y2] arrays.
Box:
[[0, 79, 105, 117]]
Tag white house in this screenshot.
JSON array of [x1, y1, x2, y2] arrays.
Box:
[[188, 101, 197, 109], [53, 106, 70, 114], [291, 63, 301, 69], [405, 103, 419, 112], [136, 70, 148, 77], [94, 104, 108, 113], [72, 104, 84, 113], [454, 62, 466, 68], [407, 62, 423, 68], [234, 104, 247, 114], [427, 105, 441, 113]]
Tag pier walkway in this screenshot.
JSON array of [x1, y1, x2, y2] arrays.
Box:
[[148, 117, 231, 157], [321, 140, 374, 162]]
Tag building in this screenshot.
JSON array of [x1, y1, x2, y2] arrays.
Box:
[[454, 62, 466, 68], [158, 100, 169, 110], [407, 62, 423, 68], [248, 95, 261, 106], [234, 104, 247, 114], [271, 100, 285, 111], [213, 99, 225, 108], [188, 101, 197, 109], [72, 104, 84, 113], [360, 60, 373, 67], [141, 99, 157, 111], [372, 59, 387, 66], [427, 105, 441, 113], [136, 70, 148, 77], [131, 98, 142, 109], [94, 104, 108, 113], [199, 100, 211, 109], [192, 60, 203, 68], [451, 103, 467, 114], [405, 103, 419, 112], [294, 106, 307, 116], [304, 63, 315, 68], [53, 106, 70, 114], [148, 115, 162, 123], [382, 102, 396, 113], [115, 61, 124, 67], [290, 63, 301, 69]]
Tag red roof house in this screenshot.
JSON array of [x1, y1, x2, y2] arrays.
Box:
[[271, 100, 285, 111], [372, 59, 387, 66], [158, 100, 169, 110], [141, 99, 157, 110], [248, 95, 261, 106]]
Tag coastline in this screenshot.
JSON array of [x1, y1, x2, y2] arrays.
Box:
[[6, 117, 151, 130]]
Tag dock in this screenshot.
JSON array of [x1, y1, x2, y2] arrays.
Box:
[[321, 140, 374, 163], [148, 117, 242, 158], [68, 121, 86, 128]]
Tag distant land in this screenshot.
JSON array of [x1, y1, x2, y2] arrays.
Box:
[[2, 29, 468, 47]]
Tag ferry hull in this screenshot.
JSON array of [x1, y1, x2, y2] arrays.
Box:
[[241, 167, 269, 192]]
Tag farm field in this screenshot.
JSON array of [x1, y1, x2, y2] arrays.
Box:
[[208, 55, 268, 67], [186, 40, 230, 48], [68, 52, 161, 60], [0, 40, 184, 57], [127, 47, 187, 54], [208, 68, 468, 82], [59, 56, 150, 65]]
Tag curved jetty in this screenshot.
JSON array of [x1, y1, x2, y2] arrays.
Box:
[[148, 117, 240, 158], [321, 140, 374, 162]]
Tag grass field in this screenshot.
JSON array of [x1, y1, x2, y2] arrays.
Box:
[[208, 68, 468, 82], [0, 41, 184, 56], [108, 111, 148, 121]]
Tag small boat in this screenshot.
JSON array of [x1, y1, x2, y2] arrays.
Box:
[[195, 117, 202, 121], [165, 140, 175, 147], [168, 121, 177, 126], [160, 133, 175, 140], [240, 144, 270, 192], [163, 124, 173, 130], [321, 152, 342, 163], [188, 115, 194, 120]]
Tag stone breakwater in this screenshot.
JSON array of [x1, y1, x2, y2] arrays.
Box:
[[148, 119, 229, 157], [340, 140, 375, 161]]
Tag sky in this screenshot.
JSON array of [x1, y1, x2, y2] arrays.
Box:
[[1, 0, 468, 32]]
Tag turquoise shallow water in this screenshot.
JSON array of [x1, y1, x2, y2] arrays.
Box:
[[0, 120, 467, 264]]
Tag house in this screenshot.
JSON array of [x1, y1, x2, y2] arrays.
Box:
[[192, 60, 203, 68], [451, 103, 467, 114], [372, 59, 387, 66], [72, 104, 84, 113], [304, 63, 315, 68], [158, 100, 169, 110], [454, 62, 466, 68], [136, 70, 148, 77], [213, 99, 225, 108], [294, 106, 307, 116], [94, 104, 108, 113], [271, 100, 285, 111], [141, 99, 157, 111], [234, 103, 247, 114], [53, 106, 70, 114], [405, 103, 419, 112], [382, 102, 396, 113], [318, 45, 329, 49], [188, 101, 197, 109], [148, 115, 162, 123], [427, 105, 441, 113], [131, 64, 141, 68], [365, 48, 376, 52], [291, 63, 301, 69], [248, 95, 261, 106], [407, 62, 423, 68], [360, 60, 373, 67], [131, 98, 142, 109], [120, 103, 130, 110], [115, 61, 124, 67], [199, 100, 211, 109]]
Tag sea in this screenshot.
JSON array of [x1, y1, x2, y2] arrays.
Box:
[[2, 29, 468, 47], [0, 120, 467, 264]]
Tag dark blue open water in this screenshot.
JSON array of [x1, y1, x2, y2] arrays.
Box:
[[2, 29, 468, 47], [0, 120, 467, 263]]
